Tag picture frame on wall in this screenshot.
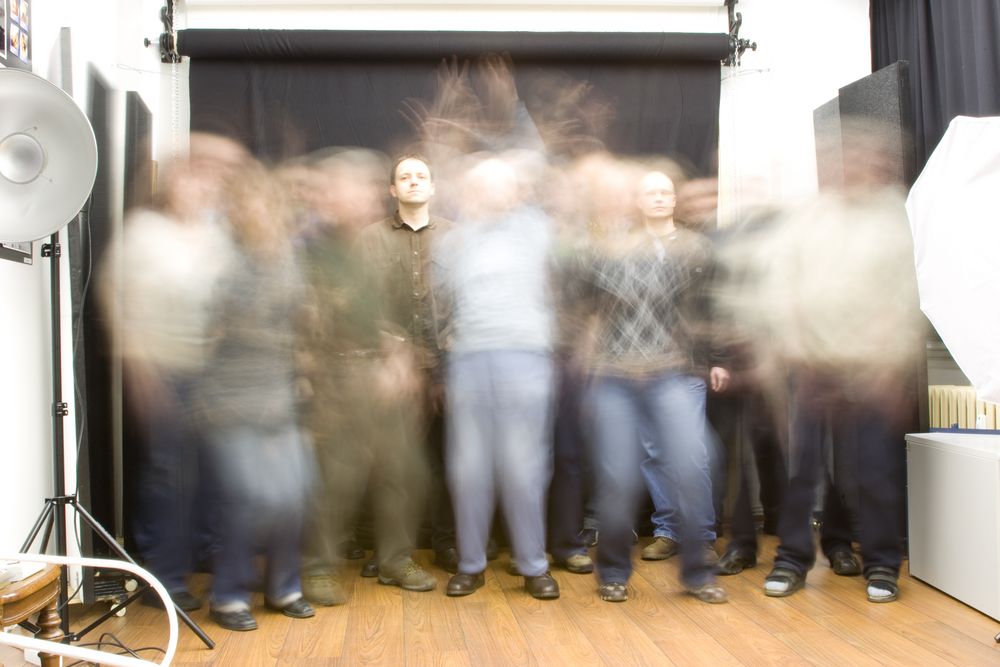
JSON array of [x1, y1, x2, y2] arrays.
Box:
[[0, 242, 33, 265], [0, 1, 7, 61], [4, 0, 29, 69]]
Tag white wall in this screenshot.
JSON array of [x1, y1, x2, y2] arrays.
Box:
[[0, 0, 166, 566], [719, 0, 872, 222]]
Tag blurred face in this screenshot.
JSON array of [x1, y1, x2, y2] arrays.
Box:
[[637, 171, 676, 223], [390, 158, 435, 206], [464, 158, 519, 216]]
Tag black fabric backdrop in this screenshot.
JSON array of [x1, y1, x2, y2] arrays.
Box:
[[871, 0, 1000, 170], [178, 30, 727, 175]]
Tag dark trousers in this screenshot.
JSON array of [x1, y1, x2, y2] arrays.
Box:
[[774, 375, 905, 578], [132, 376, 217, 593], [547, 357, 589, 561], [426, 407, 457, 555], [726, 390, 787, 555]]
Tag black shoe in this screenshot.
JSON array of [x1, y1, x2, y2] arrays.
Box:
[[361, 558, 379, 578], [338, 539, 366, 560], [267, 597, 315, 619], [447, 572, 485, 597], [524, 572, 560, 600], [829, 549, 862, 576], [763, 567, 805, 597], [716, 549, 757, 576], [434, 547, 460, 574], [210, 608, 257, 632], [142, 589, 203, 612]]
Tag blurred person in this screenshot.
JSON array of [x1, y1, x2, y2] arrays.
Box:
[[750, 191, 920, 603], [355, 154, 460, 574], [536, 160, 618, 578], [296, 149, 438, 605], [576, 165, 728, 604], [715, 119, 922, 603], [195, 160, 315, 631], [434, 153, 560, 600], [98, 133, 247, 612]]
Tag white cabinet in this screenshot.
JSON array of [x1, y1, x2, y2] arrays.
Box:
[[906, 432, 1000, 620]]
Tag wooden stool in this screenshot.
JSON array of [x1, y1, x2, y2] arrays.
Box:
[[1, 564, 63, 667]]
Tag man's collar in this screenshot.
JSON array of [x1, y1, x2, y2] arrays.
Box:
[[392, 210, 436, 230]]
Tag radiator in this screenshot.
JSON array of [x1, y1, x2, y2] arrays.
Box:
[[929, 385, 998, 430]]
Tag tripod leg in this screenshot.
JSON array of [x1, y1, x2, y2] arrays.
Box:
[[70, 499, 215, 649], [20, 501, 55, 552]]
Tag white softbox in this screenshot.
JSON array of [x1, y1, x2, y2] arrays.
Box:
[[906, 116, 1000, 404]]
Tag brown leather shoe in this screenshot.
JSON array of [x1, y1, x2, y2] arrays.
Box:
[[446, 572, 485, 597], [641, 536, 679, 561], [524, 572, 560, 600]]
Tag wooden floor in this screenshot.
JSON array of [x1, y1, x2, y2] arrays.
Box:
[[3, 536, 1000, 666]]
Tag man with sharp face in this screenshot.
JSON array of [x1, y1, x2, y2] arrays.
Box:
[[356, 155, 460, 576]]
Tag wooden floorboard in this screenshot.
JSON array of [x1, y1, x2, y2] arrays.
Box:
[[2, 537, 1000, 666]]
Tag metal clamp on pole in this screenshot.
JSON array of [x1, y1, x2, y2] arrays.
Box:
[[724, 0, 757, 67], [144, 1, 181, 63]]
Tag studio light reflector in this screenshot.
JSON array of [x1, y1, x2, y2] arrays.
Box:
[[0, 68, 98, 243]]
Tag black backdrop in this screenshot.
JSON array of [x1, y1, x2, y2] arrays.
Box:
[[178, 30, 727, 174], [871, 0, 1000, 171]]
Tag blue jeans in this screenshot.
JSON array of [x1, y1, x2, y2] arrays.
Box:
[[131, 375, 218, 594], [587, 372, 716, 588], [447, 350, 554, 577], [206, 423, 310, 610]]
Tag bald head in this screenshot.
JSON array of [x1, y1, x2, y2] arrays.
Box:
[[637, 171, 677, 226]]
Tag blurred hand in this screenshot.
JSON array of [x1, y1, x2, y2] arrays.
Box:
[[373, 347, 422, 403], [710, 366, 731, 393], [676, 177, 719, 231]]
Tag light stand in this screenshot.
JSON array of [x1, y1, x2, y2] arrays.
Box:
[[1, 68, 213, 650]]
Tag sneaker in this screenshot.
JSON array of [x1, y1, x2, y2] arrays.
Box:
[[302, 574, 346, 606], [579, 528, 598, 547], [641, 536, 679, 561], [554, 553, 594, 574], [378, 559, 437, 592]]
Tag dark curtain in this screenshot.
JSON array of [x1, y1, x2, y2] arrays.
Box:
[[178, 30, 727, 175], [871, 0, 1000, 170]]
